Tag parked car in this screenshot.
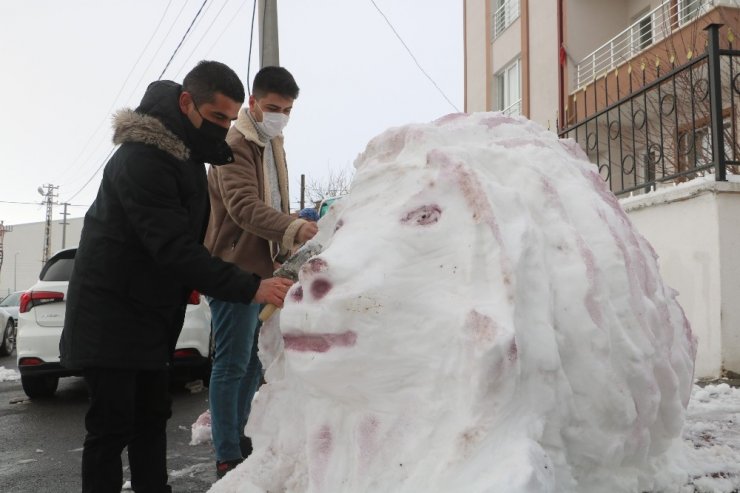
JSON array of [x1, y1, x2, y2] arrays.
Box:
[[0, 290, 21, 325], [16, 247, 213, 398], [0, 306, 15, 356]]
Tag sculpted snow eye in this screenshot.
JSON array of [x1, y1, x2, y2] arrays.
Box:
[[401, 205, 442, 226]]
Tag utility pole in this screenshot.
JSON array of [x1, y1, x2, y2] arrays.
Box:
[[0, 222, 12, 280], [300, 174, 305, 210], [59, 202, 70, 249], [38, 184, 59, 264], [258, 0, 280, 67]]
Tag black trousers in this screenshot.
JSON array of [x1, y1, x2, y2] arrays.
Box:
[[81, 367, 172, 493]]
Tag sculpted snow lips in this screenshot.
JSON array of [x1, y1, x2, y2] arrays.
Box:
[[283, 331, 358, 353]]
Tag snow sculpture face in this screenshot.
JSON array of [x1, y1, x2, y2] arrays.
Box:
[[278, 149, 518, 403], [221, 113, 697, 493]]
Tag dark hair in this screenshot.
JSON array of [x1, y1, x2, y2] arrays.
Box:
[[183, 60, 245, 104], [252, 66, 300, 100]]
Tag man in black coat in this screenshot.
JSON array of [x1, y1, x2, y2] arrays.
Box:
[[59, 61, 292, 493]]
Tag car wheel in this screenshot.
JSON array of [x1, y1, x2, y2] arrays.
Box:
[[21, 374, 59, 399], [0, 319, 16, 356]]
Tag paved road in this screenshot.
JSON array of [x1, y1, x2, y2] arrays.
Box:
[[0, 354, 220, 493]]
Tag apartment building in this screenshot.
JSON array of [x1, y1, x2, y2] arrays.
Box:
[[464, 0, 740, 379]]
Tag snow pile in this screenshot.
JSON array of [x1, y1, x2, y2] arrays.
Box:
[[0, 366, 20, 382], [681, 384, 740, 491], [190, 409, 212, 446], [209, 112, 697, 492]]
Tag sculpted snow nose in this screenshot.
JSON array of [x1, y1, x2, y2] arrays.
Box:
[[300, 257, 333, 301]]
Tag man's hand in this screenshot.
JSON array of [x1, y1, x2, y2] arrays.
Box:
[[254, 277, 294, 307], [296, 221, 319, 244]]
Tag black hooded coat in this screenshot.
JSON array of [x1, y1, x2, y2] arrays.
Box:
[[60, 81, 259, 370]]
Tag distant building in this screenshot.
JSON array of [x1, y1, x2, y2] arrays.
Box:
[[0, 217, 84, 296], [464, 0, 740, 379]]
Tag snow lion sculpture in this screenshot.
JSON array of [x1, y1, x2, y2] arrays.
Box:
[[210, 112, 697, 493]]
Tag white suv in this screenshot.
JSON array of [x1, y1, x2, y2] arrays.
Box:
[[16, 248, 212, 398]]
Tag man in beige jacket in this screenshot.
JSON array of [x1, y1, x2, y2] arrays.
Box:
[[204, 66, 318, 478]]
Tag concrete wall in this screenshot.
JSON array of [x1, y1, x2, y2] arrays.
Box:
[[566, 0, 631, 91], [527, 0, 559, 129], [622, 181, 740, 378], [0, 217, 84, 297], [465, 0, 490, 112], [491, 16, 521, 75]]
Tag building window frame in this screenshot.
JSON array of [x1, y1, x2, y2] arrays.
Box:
[[493, 0, 521, 40], [496, 58, 521, 116]]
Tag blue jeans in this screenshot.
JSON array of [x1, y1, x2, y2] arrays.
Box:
[[208, 299, 262, 462]]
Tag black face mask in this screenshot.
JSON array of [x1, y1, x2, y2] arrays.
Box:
[[184, 102, 234, 165]]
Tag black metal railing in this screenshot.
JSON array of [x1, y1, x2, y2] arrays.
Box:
[[559, 24, 740, 196]]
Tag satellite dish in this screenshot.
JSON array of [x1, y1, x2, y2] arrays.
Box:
[[37, 186, 45, 196]]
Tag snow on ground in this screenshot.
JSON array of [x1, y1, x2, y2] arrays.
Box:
[[199, 112, 700, 492], [0, 366, 20, 382]]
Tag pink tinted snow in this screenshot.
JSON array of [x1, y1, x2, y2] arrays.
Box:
[[465, 310, 498, 345], [400, 204, 442, 226], [291, 285, 304, 302], [311, 278, 333, 300], [480, 114, 521, 129], [310, 425, 334, 487], [358, 415, 381, 471], [283, 331, 358, 353]]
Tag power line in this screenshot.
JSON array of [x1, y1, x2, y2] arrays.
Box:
[[247, 0, 257, 92], [54, 0, 175, 187], [158, 0, 211, 80], [0, 200, 89, 207], [368, 0, 460, 113], [204, 0, 253, 61], [172, 0, 233, 80], [0, 200, 44, 206], [65, 147, 117, 203], [124, 0, 193, 103]]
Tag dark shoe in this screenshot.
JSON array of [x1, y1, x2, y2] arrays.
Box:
[[216, 458, 243, 479], [239, 436, 253, 458]]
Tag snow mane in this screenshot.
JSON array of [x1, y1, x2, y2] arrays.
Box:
[[210, 112, 696, 493]]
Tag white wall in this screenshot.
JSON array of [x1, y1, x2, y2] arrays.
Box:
[[491, 16, 521, 75], [465, 0, 490, 112], [717, 191, 740, 372], [622, 181, 740, 378], [527, 0, 559, 129], [0, 217, 84, 296], [566, 0, 630, 91]]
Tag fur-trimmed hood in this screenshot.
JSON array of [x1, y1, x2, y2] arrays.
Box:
[[112, 109, 190, 161]]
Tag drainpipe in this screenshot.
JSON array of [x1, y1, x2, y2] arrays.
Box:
[[557, 0, 565, 131]]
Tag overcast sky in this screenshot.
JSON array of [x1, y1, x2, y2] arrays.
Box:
[[0, 0, 463, 226]]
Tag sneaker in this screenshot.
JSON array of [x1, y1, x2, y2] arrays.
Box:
[[239, 436, 253, 458], [216, 458, 243, 479]]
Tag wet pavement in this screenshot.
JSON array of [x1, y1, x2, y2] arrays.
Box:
[[0, 354, 219, 493]]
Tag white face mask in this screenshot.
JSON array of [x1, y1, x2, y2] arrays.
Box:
[[255, 103, 289, 138]]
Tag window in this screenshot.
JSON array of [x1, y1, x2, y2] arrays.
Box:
[[679, 0, 706, 25], [631, 10, 653, 54], [678, 117, 733, 169], [493, 0, 520, 39], [496, 58, 521, 116]]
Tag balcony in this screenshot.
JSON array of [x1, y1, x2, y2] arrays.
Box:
[[492, 0, 520, 40], [574, 0, 736, 89], [560, 24, 740, 197]]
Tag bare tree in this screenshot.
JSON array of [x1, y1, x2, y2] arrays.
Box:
[[301, 166, 354, 207]]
